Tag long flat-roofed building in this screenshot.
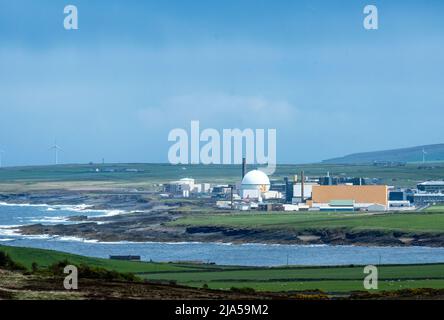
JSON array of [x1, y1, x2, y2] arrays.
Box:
[[311, 185, 388, 210], [417, 181, 444, 193]]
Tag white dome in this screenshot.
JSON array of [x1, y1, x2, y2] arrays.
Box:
[[241, 170, 270, 192]]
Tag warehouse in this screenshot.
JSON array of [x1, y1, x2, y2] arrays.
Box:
[[310, 185, 389, 211], [417, 181, 444, 193], [414, 193, 444, 205]]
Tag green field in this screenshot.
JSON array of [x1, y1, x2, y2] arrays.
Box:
[[0, 245, 214, 273], [1, 162, 444, 190], [2, 245, 444, 293], [170, 209, 444, 234], [425, 205, 444, 213]]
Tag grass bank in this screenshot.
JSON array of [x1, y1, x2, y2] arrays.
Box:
[[2, 244, 444, 294], [170, 209, 444, 234]]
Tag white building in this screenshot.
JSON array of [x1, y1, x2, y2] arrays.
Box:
[[262, 190, 282, 200], [292, 183, 319, 203], [283, 204, 300, 211], [240, 170, 270, 200], [201, 183, 211, 193], [165, 178, 211, 197]]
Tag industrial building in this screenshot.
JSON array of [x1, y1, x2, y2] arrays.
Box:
[[211, 185, 232, 198], [414, 193, 444, 205], [389, 190, 407, 201], [292, 182, 319, 204], [412, 181, 444, 206], [417, 181, 444, 193], [310, 185, 389, 211], [164, 178, 211, 197], [240, 169, 281, 200], [164, 160, 400, 213]]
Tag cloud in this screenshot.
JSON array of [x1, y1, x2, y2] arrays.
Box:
[[138, 93, 298, 130]]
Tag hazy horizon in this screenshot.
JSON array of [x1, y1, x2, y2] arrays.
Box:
[[1, 0, 443, 166]]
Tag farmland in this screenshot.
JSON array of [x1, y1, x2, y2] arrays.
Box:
[[1, 162, 444, 191], [2, 245, 444, 295], [170, 210, 444, 234]]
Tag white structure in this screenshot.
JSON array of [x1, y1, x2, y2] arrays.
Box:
[[283, 204, 299, 211], [240, 170, 270, 200], [366, 204, 387, 212], [201, 183, 211, 193], [389, 200, 412, 208], [216, 201, 232, 209], [292, 183, 318, 203], [241, 189, 261, 200], [234, 203, 251, 211], [50, 141, 63, 165], [165, 178, 204, 197], [262, 190, 282, 200]]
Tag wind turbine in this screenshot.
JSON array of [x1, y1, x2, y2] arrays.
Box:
[[422, 148, 428, 164], [0, 149, 4, 168], [50, 141, 63, 165]]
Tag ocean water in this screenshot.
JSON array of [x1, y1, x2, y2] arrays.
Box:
[[2, 203, 444, 266]]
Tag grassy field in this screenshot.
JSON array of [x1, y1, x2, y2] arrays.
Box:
[[0, 244, 217, 273], [426, 206, 444, 213], [1, 162, 444, 191], [2, 245, 444, 293], [170, 209, 444, 234]]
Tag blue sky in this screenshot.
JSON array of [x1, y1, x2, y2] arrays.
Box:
[[0, 0, 443, 166]]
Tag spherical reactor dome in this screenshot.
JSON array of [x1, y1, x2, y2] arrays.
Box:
[[241, 170, 270, 192]]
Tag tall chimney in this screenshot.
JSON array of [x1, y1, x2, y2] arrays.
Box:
[[300, 170, 305, 203], [242, 157, 246, 179]]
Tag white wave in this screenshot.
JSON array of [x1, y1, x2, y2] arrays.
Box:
[[0, 202, 48, 207], [24, 234, 54, 240], [1, 201, 130, 220], [29, 216, 69, 223], [53, 235, 108, 243], [51, 205, 132, 217], [0, 238, 13, 242], [84, 239, 100, 243], [57, 236, 89, 242], [96, 209, 126, 217], [47, 204, 129, 218], [0, 225, 20, 237], [55, 204, 94, 212]]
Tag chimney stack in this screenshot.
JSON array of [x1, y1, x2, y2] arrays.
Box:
[[242, 157, 246, 179], [300, 170, 305, 203]]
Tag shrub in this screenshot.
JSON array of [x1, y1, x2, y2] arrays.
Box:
[[46, 260, 138, 282], [31, 262, 39, 273], [0, 251, 27, 271], [230, 287, 256, 294]]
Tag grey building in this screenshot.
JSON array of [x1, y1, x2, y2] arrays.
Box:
[[417, 181, 444, 193], [414, 193, 444, 205]]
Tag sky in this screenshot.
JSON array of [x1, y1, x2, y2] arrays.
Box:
[[0, 0, 443, 166]]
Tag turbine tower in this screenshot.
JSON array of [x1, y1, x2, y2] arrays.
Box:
[[50, 141, 63, 165], [422, 148, 427, 164], [0, 149, 4, 168]]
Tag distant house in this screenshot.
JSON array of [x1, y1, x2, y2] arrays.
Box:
[[109, 255, 141, 261]]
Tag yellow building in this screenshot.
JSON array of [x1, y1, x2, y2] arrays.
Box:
[[311, 185, 388, 208]]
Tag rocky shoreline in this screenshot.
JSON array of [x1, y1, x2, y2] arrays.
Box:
[[3, 191, 444, 247], [15, 220, 444, 247]]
